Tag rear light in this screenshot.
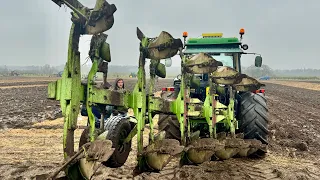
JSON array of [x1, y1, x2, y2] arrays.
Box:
[[167, 87, 175, 91], [161, 87, 175, 91], [253, 89, 266, 94]]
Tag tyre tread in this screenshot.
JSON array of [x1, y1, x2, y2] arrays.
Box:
[[238, 92, 269, 147]]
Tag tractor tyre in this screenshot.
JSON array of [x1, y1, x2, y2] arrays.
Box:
[[78, 116, 132, 168], [158, 114, 186, 141], [103, 115, 132, 168], [237, 92, 269, 156]]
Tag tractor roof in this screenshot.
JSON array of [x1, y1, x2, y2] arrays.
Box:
[[184, 33, 243, 54]]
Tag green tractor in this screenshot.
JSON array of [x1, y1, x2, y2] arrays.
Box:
[[129, 72, 137, 78], [159, 30, 268, 158], [47, 0, 268, 179]]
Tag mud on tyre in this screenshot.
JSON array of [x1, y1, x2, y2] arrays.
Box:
[[237, 92, 269, 156], [158, 114, 186, 141], [79, 115, 132, 168]]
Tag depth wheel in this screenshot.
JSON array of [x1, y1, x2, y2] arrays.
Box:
[[103, 115, 132, 167], [78, 115, 132, 168]]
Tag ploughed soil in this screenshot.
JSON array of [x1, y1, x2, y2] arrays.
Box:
[[0, 77, 319, 180], [0, 78, 61, 129], [266, 80, 320, 91]]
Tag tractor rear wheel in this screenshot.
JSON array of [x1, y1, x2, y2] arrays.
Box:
[[158, 114, 186, 141], [79, 115, 132, 168], [237, 92, 269, 156]]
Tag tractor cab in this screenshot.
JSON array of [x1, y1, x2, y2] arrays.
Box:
[[183, 32, 245, 71], [164, 29, 264, 102]]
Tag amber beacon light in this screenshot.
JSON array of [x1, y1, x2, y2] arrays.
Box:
[[183, 31, 188, 37], [239, 28, 245, 35]]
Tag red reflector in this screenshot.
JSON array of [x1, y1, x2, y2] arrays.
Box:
[[260, 89, 265, 93], [161, 87, 167, 91], [167, 87, 175, 91]]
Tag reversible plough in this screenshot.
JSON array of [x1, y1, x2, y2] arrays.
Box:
[[47, 0, 269, 179]]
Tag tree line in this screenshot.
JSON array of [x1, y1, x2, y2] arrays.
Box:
[[0, 64, 62, 76], [1, 64, 319, 79], [242, 65, 320, 79]]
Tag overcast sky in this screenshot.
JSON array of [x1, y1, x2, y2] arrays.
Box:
[[1, 0, 319, 69]]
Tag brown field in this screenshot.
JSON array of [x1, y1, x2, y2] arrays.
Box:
[[0, 77, 320, 180], [263, 80, 320, 91]]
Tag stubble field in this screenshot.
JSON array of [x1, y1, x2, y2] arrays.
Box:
[[0, 77, 319, 180]]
